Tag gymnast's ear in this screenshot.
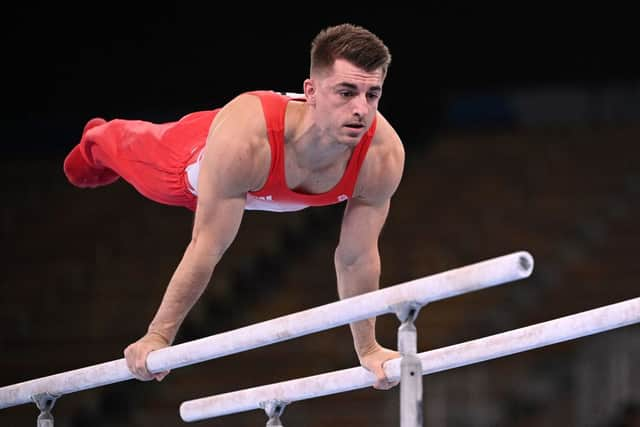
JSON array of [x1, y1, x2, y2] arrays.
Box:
[[303, 78, 316, 105]]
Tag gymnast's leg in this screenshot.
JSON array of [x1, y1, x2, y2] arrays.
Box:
[[63, 111, 216, 210]]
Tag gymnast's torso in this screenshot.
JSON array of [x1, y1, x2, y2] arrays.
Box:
[[185, 90, 377, 212]]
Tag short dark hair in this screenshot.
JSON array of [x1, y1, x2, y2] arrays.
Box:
[[310, 23, 392, 79]]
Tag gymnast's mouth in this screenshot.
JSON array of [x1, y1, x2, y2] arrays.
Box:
[[344, 123, 365, 129]]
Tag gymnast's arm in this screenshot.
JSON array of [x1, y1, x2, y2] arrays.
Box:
[[334, 115, 405, 390], [124, 95, 267, 381]]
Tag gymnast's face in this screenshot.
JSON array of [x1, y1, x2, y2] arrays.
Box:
[[304, 59, 383, 146]]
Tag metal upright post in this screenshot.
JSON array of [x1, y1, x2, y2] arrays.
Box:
[[260, 399, 288, 427], [394, 302, 423, 427], [31, 393, 58, 427]]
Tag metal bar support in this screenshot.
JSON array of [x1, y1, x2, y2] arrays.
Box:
[[31, 393, 58, 427], [260, 399, 288, 426], [393, 302, 423, 427]]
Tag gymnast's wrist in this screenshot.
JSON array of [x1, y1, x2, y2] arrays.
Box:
[[356, 340, 382, 359], [146, 329, 173, 346]]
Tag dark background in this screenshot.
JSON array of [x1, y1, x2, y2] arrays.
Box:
[[3, 6, 637, 154]]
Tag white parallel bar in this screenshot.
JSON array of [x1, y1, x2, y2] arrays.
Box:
[[180, 297, 640, 422], [0, 251, 533, 409]]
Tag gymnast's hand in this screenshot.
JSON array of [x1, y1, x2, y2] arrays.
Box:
[[359, 344, 401, 390], [124, 332, 171, 382]]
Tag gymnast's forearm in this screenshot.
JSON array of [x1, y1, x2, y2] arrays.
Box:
[[147, 239, 221, 344], [335, 250, 382, 356]]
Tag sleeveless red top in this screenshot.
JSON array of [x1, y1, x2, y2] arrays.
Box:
[[244, 90, 376, 212]]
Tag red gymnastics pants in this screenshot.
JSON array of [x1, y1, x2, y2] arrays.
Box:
[[63, 110, 220, 211]]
